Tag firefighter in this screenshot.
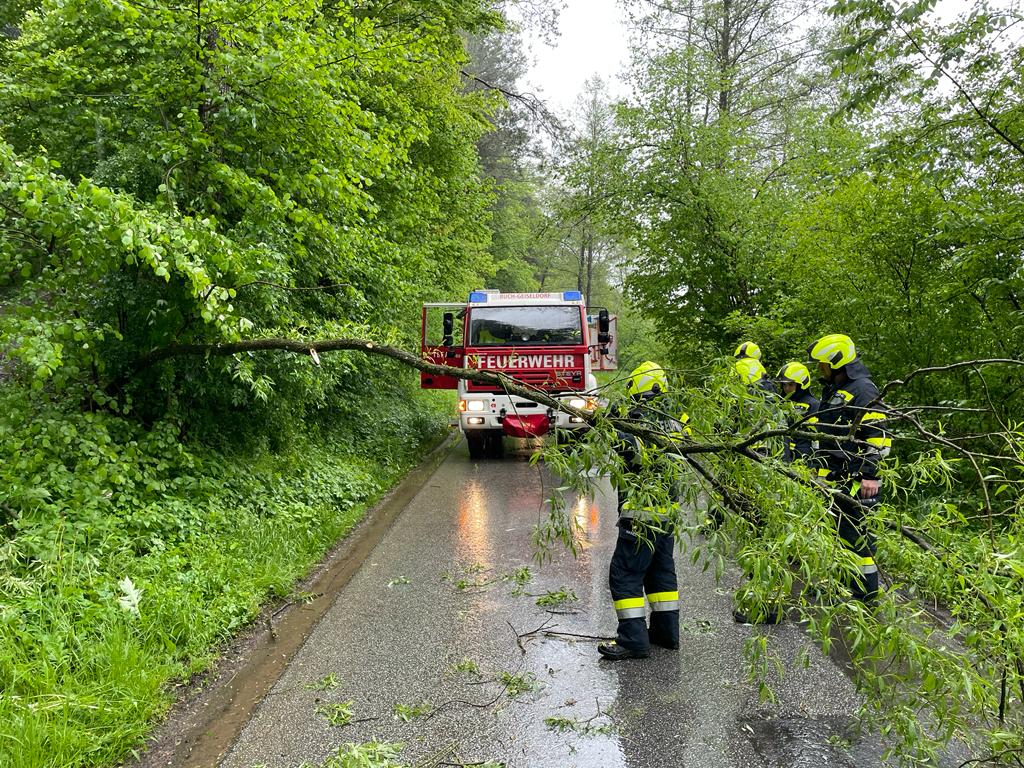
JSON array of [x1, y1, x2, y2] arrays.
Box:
[[778, 362, 820, 462], [734, 355, 767, 388], [598, 361, 683, 661], [729, 358, 795, 625], [700, 348, 775, 535], [733, 352, 783, 458], [735, 341, 777, 396], [808, 334, 890, 601], [734, 340, 762, 362]]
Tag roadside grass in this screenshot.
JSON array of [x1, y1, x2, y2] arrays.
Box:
[[0, 387, 452, 768]]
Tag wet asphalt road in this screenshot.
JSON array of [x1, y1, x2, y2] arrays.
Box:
[[219, 438, 889, 768]]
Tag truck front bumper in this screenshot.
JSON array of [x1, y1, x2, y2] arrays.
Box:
[[459, 403, 591, 433]]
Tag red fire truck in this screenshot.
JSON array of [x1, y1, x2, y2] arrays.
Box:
[[421, 290, 616, 459]]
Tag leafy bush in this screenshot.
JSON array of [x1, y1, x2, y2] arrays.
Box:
[[0, 382, 451, 768]]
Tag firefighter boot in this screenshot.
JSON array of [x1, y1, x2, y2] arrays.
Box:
[[732, 593, 784, 625], [598, 641, 649, 661]]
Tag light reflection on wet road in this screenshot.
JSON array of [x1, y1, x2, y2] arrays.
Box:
[[218, 439, 900, 768]]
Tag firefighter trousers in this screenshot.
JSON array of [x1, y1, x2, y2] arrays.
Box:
[[831, 482, 879, 601], [609, 519, 679, 652]]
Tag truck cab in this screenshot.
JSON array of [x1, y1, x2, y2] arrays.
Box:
[[421, 290, 616, 459]]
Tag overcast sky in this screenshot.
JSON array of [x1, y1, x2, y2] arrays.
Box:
[[519, 0, 631, 118], [518, 0, 1001, 122]]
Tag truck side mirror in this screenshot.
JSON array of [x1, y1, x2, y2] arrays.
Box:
[[442, 312, 454, 347], [597, 309, 611, 345]]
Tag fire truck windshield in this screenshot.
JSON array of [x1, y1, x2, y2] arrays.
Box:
[[468, 306, 583, 346]]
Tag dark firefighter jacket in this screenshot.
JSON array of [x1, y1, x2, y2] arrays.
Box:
[[756, 377, 779, 397], [614, 410, 687, 520], [745, 377, 781, 455], [813, 359, 890, 480], [783, 389, 820, 462]]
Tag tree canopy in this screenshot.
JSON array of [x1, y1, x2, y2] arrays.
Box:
[[4, 0, 1024, 765]]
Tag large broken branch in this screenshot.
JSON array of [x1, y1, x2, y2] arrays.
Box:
[[134, 336, 1024, 603], [132, 336, 595, 421], [131, 337, 840, 460]]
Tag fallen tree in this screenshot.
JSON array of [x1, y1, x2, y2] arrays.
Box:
[[131, 336, 1024, 766]]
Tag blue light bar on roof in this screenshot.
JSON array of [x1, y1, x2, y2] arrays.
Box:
[[468, 291, 489, 303], [563, 291, 583, 301]]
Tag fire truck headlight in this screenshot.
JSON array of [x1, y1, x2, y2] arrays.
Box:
[[466, 400, 485, 412], [467, 417, 485, 425], [567, 398, 587, 410]]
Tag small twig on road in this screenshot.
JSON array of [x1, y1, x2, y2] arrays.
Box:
[[512, 617, 614, 643], [420, 660, 527, 721], [579, 696, 615, 730], [542, 630, 615, 642], [506, 619, 528, 654], [413, 741, 458, 768], [508, 618, 556, 653]]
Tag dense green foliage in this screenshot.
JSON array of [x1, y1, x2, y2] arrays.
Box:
[[5, 0, 1024, 764], [0, 1, 512, 766], [0, 0, 499, 427], [532, 0, 1024, 764], [601, 0, 1024, 404]]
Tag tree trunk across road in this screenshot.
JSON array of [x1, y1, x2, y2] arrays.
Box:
[[213, 439, 948, 768]]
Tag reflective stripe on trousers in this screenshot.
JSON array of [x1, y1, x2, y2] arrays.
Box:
[[858, 556, 878, 575], [614, 597, 646, 620], [614, 591, 680, 618], [647, 590, 680, 612]]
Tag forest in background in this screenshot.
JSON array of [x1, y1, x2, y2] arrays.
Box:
[[2, 0, 1024, 765], [541, 1, 1024, 765], [0, 1, 652, 764]]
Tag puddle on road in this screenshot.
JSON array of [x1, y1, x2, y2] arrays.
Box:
[[738, 714, 857, 768]]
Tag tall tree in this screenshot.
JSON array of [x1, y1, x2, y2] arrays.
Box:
[[0, 0, 501, 434], [554, 76, 618, 305], [614, 0, 827, 361], [463, 14, 550, 292]]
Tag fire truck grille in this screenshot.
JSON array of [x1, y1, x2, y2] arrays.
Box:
[[468, 376, 565, 393], [466, 371, 579, 393], [516, 372, 556, 387]]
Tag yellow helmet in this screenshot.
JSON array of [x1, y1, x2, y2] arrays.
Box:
[[734, 341, 761, 360], [808, 334, 856, 370], [735, 357, 766, 384], [627, 361, 668, 397], [778, 361, 812, 390]]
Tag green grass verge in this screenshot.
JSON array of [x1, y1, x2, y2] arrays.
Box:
[[0, 387, 453, 768]]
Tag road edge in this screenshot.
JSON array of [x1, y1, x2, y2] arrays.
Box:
[[126, 428, 460, 768]]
